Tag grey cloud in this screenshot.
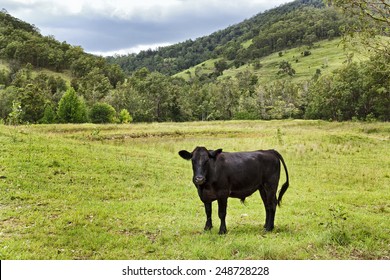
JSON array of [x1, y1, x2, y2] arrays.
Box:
[[2, 0, 293, 54]]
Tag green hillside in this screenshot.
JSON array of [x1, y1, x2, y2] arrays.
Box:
[[108, 0, 346, 76], [175, 38, 369, 83]]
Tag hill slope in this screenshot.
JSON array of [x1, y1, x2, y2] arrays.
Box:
[[0, 10, 125, 85], [108, 0, 348, 76], [175, 38, 370, 83]]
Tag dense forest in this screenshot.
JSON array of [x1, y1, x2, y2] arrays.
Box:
[[0, 0, 389, 124]]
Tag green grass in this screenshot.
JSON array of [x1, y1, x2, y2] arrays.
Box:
[[0, 120, 389, 259]]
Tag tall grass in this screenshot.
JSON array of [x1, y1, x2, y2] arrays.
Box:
[[0, 120, 389, 259]]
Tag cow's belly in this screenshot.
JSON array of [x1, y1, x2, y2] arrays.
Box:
[[228, 175, 260, 198], [229, 185, 258, 200]]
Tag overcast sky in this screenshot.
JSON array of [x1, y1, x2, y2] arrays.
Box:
[[2, 0, 293, 56]]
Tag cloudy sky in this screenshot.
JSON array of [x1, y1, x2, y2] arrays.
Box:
[[2, 0, 293, 56]]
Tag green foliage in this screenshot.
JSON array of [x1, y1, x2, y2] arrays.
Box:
[[40, 104, 57, 124], [89, 102, 117, 124], [77, 67, 113, 105], [328, 0, 390, 55], [57, 88, 88, 123], [118, 109, 132, 124], [277, 60, 296, 76], [214, 59, 229, 76], [7, 100, 23, 125], [0, 68, 11, 86], [306, 52, 390, 121], [0, 86, 17, 120], [18, 83, 47, 123]]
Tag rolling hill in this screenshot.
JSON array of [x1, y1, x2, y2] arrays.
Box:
[[108, 0, 348, 76], [174, 37, 370, 84]]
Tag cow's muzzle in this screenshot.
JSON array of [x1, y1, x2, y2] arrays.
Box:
[[194, 176, 205, 185]]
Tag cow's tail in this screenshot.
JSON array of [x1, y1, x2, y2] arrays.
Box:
[[272, 150, 289, 207]]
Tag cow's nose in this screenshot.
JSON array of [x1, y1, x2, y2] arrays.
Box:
[[194, 176, 205, 184]]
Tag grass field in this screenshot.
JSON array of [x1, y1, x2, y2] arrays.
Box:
[[0, 120, 389, 260]]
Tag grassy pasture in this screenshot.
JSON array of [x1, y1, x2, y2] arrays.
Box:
[[0, 120, 389, 260]]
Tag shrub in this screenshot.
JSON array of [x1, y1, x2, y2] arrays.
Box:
[[90, 102, 117, 124], [118, 109, 132, 124]]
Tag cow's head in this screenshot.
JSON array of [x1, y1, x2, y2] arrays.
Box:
[[179, 146, 222, 185]]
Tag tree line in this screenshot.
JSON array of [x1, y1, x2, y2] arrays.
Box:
[[1, 50, 388, 125]]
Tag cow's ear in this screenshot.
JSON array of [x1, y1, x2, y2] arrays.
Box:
[[209, 148, 223, 158], [179, 150, 192, 160]]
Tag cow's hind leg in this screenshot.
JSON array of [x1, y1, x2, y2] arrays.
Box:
[[265, 181, 278, 231], [260, 183, 278, 232], [259, 187, 269, 230], [204, 202, 213, 231], [217, 198, 228, 234]]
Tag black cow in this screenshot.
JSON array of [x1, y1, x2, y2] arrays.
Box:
[[179, 147, 289, 234]]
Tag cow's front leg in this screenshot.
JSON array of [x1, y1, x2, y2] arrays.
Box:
[[204, 202, 213, 231], [217, 198, 228, 234]]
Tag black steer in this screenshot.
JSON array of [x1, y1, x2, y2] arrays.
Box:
[[179, 147, 289, 234]]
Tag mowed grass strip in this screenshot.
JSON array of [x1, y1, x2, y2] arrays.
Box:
[[0, 120, 389, 259]]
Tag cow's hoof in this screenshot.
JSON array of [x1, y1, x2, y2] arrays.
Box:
[[204, 225, 213, 231], [204, 221, 213, 231], [264, 227, 274, 232], [218, 229, 227, 235]]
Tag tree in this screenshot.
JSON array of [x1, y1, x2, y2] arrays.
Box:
[[278, 61, 296, 76], [133, 71, 173, 122], [40, 103, 57, 124], [18, 84, 47, 123], [76, 67, 112, 105], [57, 87, 87, 123], [0, 86, 17, 120], [328, 0, 390, 54], [214, 59, 229, 76], [328, 0, 390, 27]]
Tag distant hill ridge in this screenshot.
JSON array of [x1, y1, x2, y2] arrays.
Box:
[[107, 0, 348, 75]]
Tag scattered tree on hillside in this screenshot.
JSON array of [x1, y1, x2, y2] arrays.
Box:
[[278, 61, 296, 76]]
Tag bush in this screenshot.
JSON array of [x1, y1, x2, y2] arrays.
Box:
[[57, 87, 88, 123], [90, 102, 117, 124], [118, 109, 132, 124]]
